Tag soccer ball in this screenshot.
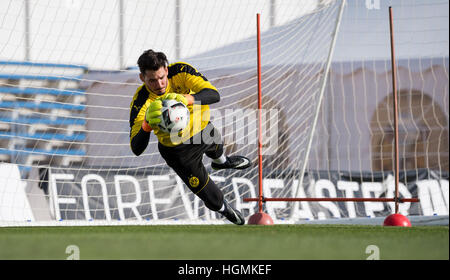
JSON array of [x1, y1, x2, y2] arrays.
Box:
[[157, 99, 190, 134]]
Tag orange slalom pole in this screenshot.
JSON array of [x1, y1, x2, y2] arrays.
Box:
[[256, 13, 263, 213], [389, 6, 400, 214]]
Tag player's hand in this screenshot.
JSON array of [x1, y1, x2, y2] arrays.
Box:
[[145, 99, 162, 127], [163, 92, 188, 106]]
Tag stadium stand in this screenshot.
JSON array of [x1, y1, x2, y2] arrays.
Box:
[[0, 60, 88, 170]]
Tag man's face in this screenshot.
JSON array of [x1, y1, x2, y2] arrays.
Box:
[[140, 66, 168, 95]]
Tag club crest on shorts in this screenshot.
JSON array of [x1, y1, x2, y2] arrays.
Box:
[[188, 175, 200, 188]]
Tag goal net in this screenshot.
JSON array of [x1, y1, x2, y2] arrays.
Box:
[[0, 0, 448, 226]]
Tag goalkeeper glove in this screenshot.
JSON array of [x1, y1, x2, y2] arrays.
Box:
[[162, 92, 188, 105], [145, 99, 162, 127]]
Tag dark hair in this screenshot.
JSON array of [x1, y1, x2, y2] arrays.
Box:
[[137, 49, 168, 74]]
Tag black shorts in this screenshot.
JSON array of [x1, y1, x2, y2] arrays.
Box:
[[157, 122, 224, 210]]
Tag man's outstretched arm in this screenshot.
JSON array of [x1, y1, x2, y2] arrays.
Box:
[[130, 125, 150, 156], [185, 88, 220, 105], [130, 98, 162, 156]]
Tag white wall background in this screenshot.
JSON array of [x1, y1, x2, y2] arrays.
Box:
[[0, 0, 320, 70]]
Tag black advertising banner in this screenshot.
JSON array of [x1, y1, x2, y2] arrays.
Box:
[[41, 167, 448, 222]]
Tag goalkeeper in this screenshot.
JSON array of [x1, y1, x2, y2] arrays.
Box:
[[129, 49, 251, 225]]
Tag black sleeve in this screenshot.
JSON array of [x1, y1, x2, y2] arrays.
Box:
[[192, 88, 220, 105], [130, 127, 150, 156]]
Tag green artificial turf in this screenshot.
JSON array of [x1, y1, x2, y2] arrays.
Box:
[[0, 224, 447, 260]]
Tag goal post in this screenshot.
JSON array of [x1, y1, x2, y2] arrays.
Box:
[[296, 0, 346, 201], [246, 4, 421, 224]]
